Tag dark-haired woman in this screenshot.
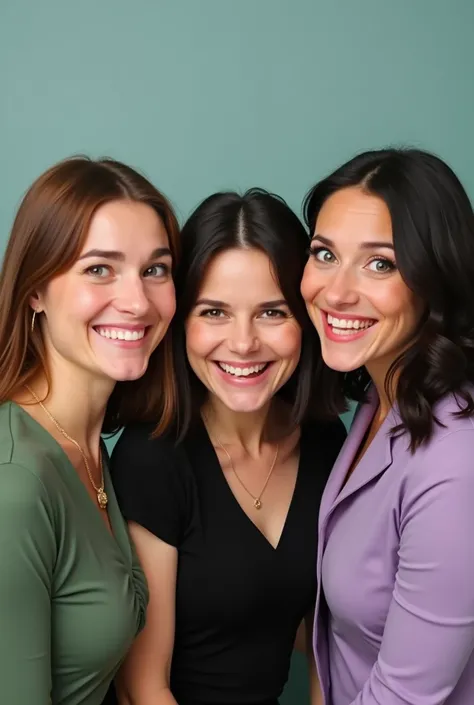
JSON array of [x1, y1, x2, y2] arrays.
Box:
[[110, 189, 346, 705], [0, 157, 180, 703], [301, 147, 474, 705]]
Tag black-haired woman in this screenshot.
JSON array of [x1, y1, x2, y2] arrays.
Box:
[[110, 189, 346, 705], [301, 148, 474, 705]]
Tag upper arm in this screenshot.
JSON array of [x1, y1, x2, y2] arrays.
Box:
[[352, 431, 474, 704], [111, 428, 190, 700], [305, 610, 323, 705], [0, 464, 54, 702], [117, 522, 178, 700], [111, 426, 188, 546]]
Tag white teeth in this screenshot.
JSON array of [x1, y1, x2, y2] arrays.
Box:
[[97, 327, 145, 341], [218, 362, 267, 377], [327, 314, 375, 330]]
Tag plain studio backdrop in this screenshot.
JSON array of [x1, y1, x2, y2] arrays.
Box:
[[1, 1, 473, 702]]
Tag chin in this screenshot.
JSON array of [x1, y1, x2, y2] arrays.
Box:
[[103, 362, 150, 383], [218, 394, 270, 414], [321, 352, 365, 373]]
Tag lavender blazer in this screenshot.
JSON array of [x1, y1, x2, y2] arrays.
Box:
[[314, 388, 474, 705]]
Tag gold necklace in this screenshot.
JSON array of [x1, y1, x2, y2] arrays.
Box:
[[203, 415, 279, 510], [25, 385, 108, 510]]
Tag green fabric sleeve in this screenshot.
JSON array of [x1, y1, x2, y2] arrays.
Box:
[[0, 462, 55, 704]]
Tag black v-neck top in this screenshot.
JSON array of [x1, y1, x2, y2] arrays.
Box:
[[109, 417, 346, 705]]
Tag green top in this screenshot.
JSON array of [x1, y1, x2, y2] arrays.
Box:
[[0, 401, 148, 704]]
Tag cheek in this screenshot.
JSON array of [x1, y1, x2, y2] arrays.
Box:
[[150, 282, 176, 321], [266, 324, 302, 360], [185, 321, 220, 359], [376, 282, 421, 324], [300, 263, 320, 302], [45, 282, 107, 323], [156, 282, 176, 321]]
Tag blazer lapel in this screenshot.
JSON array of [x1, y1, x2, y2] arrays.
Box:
[[314, 389, 397, 703], [319, 388, 378, 527], [319, 387, 396, 531]]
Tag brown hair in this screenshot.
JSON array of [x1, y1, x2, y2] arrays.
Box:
[[0, 156, 180, 434]]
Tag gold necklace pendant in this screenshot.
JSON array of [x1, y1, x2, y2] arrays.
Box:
[[25, 385, 108, 511], [97, 488, 108, 510], [202, 413, 279, 511]]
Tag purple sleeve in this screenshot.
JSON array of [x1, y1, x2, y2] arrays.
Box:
[[351, 429, 474, 705]]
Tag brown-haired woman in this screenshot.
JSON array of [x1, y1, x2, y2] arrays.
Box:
[[0, 157, 179, 704]]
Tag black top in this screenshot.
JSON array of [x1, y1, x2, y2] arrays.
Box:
[[109, 417, 346, 705]]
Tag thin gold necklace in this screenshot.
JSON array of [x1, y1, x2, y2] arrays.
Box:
[[25, 385, 108, 510], [203, 415, 279, 510]]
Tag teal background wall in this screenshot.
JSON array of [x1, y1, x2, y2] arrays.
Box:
[[2, 1, 473, 702]]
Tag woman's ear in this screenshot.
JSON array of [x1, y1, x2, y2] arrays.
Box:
[[28, 292, 43, 314]]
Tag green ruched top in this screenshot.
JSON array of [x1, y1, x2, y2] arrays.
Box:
[[0, 401, 148, 704]]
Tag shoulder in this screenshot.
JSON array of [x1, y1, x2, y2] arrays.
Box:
[[112, 423, 189, 474], [0, 402, 64, 499], [111, 423, 194, 498], [397, 393, 474, 499], [111, 424, 195, 547], [0, 461, 55, 554], [405, 390, 474, 461]]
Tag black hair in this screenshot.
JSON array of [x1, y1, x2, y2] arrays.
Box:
[[304, 147, 474, 450], [169, 188, 333, 439]]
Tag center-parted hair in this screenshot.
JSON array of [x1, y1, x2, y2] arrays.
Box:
[[167, 188, 330, 439], [304, 147, 474, 450], [0, 156, 180, 434]]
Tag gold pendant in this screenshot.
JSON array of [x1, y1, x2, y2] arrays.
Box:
[[97, 489, 108, 510], [254, 498, 262, 510]]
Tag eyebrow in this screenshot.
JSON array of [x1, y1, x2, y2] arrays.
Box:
[[195, 299, 227, 308], [195, 298, 288, 308], [311, 234, 394, 251], [77, 247, 172, 261]]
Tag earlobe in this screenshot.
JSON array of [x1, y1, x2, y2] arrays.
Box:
[[28, 294, 44, 334], [28, 293, 43, 315]]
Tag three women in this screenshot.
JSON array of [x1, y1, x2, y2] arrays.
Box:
[[4, 146, 474, 705]]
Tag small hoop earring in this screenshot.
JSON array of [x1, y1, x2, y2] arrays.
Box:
[[31, 310, 36, 333]]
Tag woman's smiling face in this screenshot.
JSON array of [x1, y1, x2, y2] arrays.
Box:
[[185, 247, 302, 413], [301, 186, 424, 382]]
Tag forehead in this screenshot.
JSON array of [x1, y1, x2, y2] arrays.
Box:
[[315, 187, 392, 245], [199, 248, 283, 299], [81, 200, 169, 252]]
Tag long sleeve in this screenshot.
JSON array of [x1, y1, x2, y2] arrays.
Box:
[[351, 429, 474, 705], [0, 462, 55, 704]]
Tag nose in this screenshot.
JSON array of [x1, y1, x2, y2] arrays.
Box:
[[323, 268, 360, 309], [227, 318, 260, 356], [114, 275, 151, 317]]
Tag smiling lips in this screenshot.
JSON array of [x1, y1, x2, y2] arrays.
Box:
[[93, 325, 151, 347], [214, 361, 272, 383], [323, 312, 377, 342], [217, 362, 268, 377]]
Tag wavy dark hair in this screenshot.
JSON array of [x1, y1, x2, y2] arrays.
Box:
[[164, 188, 331, 440], [304, 147, 474, 451]]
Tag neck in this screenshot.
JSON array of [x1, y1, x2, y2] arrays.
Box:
[[24, 355, 115, 453], [202, 396, 282, 457], [366, 360, 397, 421]]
